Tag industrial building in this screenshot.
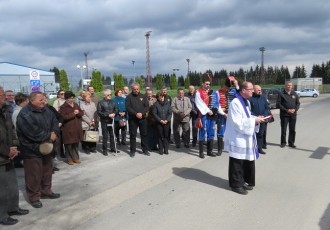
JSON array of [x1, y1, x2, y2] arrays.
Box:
[[0, 62, 56, 94]]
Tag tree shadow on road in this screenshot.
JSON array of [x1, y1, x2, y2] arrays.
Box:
[[172, 167, 229, 191], [319, 202, 330, 230]]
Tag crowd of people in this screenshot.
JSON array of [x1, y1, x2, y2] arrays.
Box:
[[0, 77, 301, 225]]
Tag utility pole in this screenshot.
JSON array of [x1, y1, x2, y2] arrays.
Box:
[[145, 31, 152, 87], [259, 47, 266, 84], [186, 59, 190, 77], [132, 60, 135, 78], [84, 51, 89, 79]]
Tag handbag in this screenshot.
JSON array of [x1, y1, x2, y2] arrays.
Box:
[[118, 118, 127, 127], [195, 117, 203, 129], [83, 130, 99, 142]]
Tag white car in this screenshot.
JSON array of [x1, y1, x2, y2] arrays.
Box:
[[295, 88, 320, 98], [48, 92, 58, 99]]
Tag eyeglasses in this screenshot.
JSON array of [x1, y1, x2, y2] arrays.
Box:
[[106, 94, 112, 96]]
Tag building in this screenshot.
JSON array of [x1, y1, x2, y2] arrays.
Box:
[[0, 62, 56, 94], [289, 78, 323, 91]]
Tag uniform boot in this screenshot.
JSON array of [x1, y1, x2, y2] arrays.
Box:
[[207, 139, 216, 157], [217, 138, 223, 156], [199, 141, 205, 159]]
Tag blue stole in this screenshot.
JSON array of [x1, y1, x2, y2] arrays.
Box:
[[236, 93, 259, 159]]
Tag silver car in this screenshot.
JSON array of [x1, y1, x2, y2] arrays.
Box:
[[295, 88, 320, 98]]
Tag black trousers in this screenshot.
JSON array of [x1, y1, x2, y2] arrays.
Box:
[[157, 123, 169, 154], [256, 123, 266, 151], [263, 123, 268, 148], [280, 115, 297, 145], [114, 121, 127, 142], [128, 118, 148, 152], [0, 162, 19, 222], [228, 157, 255, 188], [101, 122, 115, 151]]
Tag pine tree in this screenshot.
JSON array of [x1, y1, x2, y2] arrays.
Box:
[[90, 70, 103, 92], [59, 69, 70, 91]]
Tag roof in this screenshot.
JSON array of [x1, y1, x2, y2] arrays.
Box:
[[0, 62, 54, 76]]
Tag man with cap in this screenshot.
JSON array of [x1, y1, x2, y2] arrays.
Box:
[[195, 72, 220, 158]]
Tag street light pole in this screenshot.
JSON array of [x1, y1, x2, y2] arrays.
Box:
[[77, 65, 87, 90], [186, 59, 190, 77], [259, 47, 266, 84]]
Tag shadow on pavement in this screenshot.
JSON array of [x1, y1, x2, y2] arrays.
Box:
[[172, 167, 229, 191], [319, 202, 330, 230]]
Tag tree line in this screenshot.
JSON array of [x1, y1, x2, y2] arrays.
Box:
[[49, 60, 330, 92]]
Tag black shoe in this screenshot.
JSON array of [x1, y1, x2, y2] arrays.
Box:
[[8, 208, 29, 216], [90, 149, 97, 153], [0, 216, 18, 225], [176, 145, 180, 148], [243, 184, 254, 191], [259, 150, 266, 154], [121, 141, 126, 145], [30, 200, 43, 208], [53, 167, 60, 172], [199, 153, 205, 159], [85, 150, 91, 154], [207, 152, 216, 157], [130, 151, 135, 158], [41, 192, 60, 199], [144, 150, 150, 156], [103, 150, 108, 156], [280, 144, 286, 148], [289, 144, 296, 148], [169, 140, 174, 144], [110, 149, 120, 153], [262, 146, 267, 149], [184, 144, 189, 148], [232, 187, 248, 195]]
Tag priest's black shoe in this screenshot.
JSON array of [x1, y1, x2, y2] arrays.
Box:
[[289, 144, 296, 148], [41, 192, 60, 199], [231, 187, 248, 195], [30, 200, 43, 208], [8, 208, 29, 216], [130, 151, 135, 158], [259, 150, 266, 154], [1, 217, 18, 225], [280, 143, 286, 148]]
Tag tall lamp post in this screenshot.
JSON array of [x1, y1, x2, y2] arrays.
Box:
[[259, 47, 266, 84], [172, 68, 180, 76], [77, 65, 87, 90], [132, 60, 135, 78], [186, 59, 190, 77]]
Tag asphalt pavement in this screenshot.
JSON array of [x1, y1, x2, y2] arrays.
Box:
[[6, 94, 330, 230]]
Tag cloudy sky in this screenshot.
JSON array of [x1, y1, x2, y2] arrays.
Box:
[[1, 0, 330, 85]]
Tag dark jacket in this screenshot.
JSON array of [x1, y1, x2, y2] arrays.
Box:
[[248, 93, 270, 117], [16, 103, 59, 158], [59, 102, 84, 144], [152, 101, 172, 123], [97, 99, 118, 123], [0, 106, 19, 165], [276, 90, 300, 116], [185, 92, 198, 117], [47, 104, 64, 123], [125, 92, 149, 120]]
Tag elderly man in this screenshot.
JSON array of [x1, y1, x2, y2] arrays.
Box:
[[97, 89, 119, 156], [0, 87, 29, 226], [172, 88, 192, 148], [248, 85, 270, 155], [122, 86, 130, 98], [16, 92, 60, 208], [87, 85, 99, 105], [126, 82, 149, 157], [277, 81, 300, 148], [224, 81, 265, 195], [5, 90, 16, 117], [185, 85, 198, 147]]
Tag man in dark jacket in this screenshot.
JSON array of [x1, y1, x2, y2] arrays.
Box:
[[126, 83, 149, 157], [97, 89, 119, 156], [248, 85, 270, 154], [276, 81, 300, 148], [0, 87, 29, 226], [16, 92, 60, 209]]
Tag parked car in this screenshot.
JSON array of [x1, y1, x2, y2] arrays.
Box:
[[295, 88, 319, 98], [261, 88, 280, 109], [48, 92, 58, 99]]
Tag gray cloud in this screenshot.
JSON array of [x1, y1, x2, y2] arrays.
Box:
[[1, 0, 330, 86]]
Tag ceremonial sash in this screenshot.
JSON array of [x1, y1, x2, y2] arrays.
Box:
[[236, 93, 259, 159]]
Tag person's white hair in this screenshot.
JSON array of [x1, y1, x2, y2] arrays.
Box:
[[103, 89, 112, 96]]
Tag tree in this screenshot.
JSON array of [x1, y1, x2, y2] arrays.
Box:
[[169, 74, 178, 90], [135, 77, 143, 89], [178, 76, 184, 86], [113, 73, 125, 90], [90, 70, 103, 92], [155, 73, 163, 90], [184, 76, 190, 89], [59, 69, 70, 91], [50, 67, 60, 83]]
